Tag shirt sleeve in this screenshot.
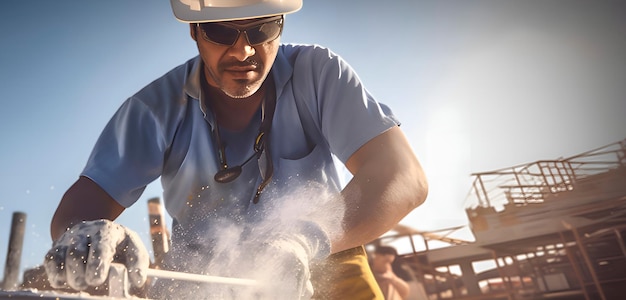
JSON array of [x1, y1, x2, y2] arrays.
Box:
[[81, 96, 167, 207], [292, 45, 400, 164]]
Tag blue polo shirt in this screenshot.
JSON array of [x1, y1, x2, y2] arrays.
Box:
[[82, 43, 399, 267]]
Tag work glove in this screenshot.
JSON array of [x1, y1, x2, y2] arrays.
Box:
[[44, 219, 150, 291], [244, 221, 331, 300]]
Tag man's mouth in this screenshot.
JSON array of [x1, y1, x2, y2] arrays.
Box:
[[225, 67, 255, 75], [226, 65, 256, 72]]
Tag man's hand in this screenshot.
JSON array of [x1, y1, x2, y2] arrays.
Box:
[[244, 221, 331, 299], [247, 235, 316, 300], [376, 263, 396, 281], [44, 219, 150, 291]]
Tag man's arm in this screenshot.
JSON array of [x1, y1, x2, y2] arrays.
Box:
[[51, 176, 125, 240], [332, 126, 428, 253], [388, 273, 410, 299]]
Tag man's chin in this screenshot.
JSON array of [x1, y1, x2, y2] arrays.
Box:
[[221, 80, 264, 99], [222, 86, 258, 99]]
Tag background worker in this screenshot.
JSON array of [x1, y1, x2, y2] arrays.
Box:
[[44, 0, 428, 299], [371, 246, 411, 300]]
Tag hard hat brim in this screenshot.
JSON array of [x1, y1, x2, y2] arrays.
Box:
[[170, 0, 302, 23]]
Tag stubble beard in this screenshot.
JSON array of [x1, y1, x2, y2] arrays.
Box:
[[222, 79, 262, 99]]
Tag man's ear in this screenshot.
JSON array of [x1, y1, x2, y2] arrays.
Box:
[[190, 24, 197, 41]]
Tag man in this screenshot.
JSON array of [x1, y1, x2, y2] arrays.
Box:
[[44, 1, 428, 299], [371, 246, 411, 300]]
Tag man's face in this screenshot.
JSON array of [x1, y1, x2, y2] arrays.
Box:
[[372, 252, 395, 272], [191, 16, 282, 99]]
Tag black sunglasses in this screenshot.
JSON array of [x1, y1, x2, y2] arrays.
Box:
[[212, 82, 276, 203], [197, 15, 284, 46]]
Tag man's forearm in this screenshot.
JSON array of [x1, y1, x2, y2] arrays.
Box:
[[331, 128, 428, 253], [389, 273, 410, 298], [332, 162, 427, 253], [51, 177, 125, 240]]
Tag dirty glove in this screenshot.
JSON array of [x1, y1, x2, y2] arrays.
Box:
[[247, 221, 331, 300], [44, 219, 150, 291]]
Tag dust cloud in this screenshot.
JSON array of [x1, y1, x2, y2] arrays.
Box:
[[150, 182, 346, 299]]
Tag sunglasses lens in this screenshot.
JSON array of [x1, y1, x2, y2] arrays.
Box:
[[199, 18, 283, 46], [247, 21, 283, 45], [199, 23, 239, 45]]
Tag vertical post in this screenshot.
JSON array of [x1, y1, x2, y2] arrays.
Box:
[[617, 139, 626, 166], [512, 168, 526, 204], [444, 265, 460, 298], [538, 161, 551, 192], [408, 234, 417, 254], [563, 221, 606, 300], [476, 175, 490, 207], [2, 212, 27, 291], [613, 229, 626, 258], [553, 161, 569, 192], [559, 231, 590, 300], [148, 198, 169, 268], [525, 252, 546, 292], [564, 160, 577, 187], [459, 260, 481, 296], [492, 251, 514, 300]]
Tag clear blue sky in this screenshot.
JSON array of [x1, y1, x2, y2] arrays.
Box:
[[1, 1, 625, 278]]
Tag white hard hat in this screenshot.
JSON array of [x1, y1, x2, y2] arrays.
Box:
[[170, 0, 303, 23]]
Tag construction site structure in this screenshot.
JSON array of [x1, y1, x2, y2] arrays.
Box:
[[369, 138, 626, 300]]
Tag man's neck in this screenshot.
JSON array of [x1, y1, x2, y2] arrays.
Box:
[[205, 84, 265, 132]]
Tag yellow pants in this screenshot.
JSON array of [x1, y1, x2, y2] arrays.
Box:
[[310, 246, 384, 300]]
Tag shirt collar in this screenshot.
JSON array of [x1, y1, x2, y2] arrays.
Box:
[[184, 56, 202, 101], [271, 46, 294, 100]]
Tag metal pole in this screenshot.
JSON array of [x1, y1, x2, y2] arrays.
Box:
[[563, 221, 607, 300], [492, 251, 514, 300], [2, 212, 27, 291], [526, 252, 549, 294], [459, 260, 481, 296], [148, 197, 169, 268], [512, 168, 526, 204], [613, 229, 626, 258], [477, 175, 490, 207], [408, 234, 417, 254], [559, 231, 590, 300]]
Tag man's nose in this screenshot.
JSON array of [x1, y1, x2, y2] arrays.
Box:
[[228, 32, 256, 61]]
